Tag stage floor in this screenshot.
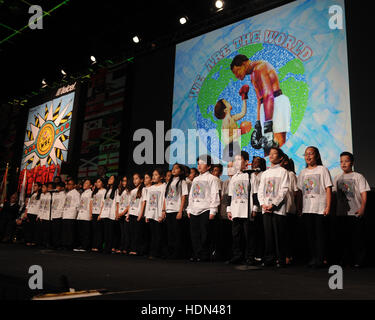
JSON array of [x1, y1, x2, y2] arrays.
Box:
[[1, 243, 374, 300]]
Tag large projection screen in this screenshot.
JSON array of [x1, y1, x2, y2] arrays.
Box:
[[171, 0, 351, 177]]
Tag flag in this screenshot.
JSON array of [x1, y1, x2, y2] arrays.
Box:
[[19, 169, 27, 207], [0, 163, 9, 207]]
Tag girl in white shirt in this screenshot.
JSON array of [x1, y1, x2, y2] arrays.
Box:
[[258, 147, 289, 268], [75, 179, 93, 251], [297, 146, 332, 268], [116, 175, 131, 254], [90, 178, 106, 252], [39, 184, 52, 247], [164, 163, 188, 259], [281, 156, 298, 265], [98, 175, 117, 254], [126, 173, 146, 255], [24, 183, 41, 246], [145, 169, 167, 259]]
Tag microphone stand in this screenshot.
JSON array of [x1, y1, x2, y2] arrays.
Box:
[[48, 189, 58, 248]]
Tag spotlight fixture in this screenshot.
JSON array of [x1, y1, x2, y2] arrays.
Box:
[[179, 16, 188, 25], [41, 79, 47, 88], [61, 69, 67, 77], [215, 0, 224, 10], [90, 55, 96, 64], [132, 35, 140, 43]]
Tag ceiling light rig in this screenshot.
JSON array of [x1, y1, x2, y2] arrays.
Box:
[[179, 16, 188, 25], [215, 0, 224, 11]]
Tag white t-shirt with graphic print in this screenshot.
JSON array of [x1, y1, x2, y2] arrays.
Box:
[[297, 165, 332, 215], [333, 171, 370, 216]]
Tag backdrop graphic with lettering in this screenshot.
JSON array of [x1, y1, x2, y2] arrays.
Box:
[[20, 92, 75, 193], [171, 0, 351, 177]]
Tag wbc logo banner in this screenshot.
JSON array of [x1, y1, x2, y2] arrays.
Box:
[[19, 91, 75, 194]]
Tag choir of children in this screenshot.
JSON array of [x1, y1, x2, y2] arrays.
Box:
[[1, 148, 371, 269]]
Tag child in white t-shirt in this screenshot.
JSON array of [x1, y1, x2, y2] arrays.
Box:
[[74, 179, 92, 252], [280, 156, 298, 265], [333, 151, 371, 267], [164, 163, 189, 259], [126, 173, 147, 255], [258, 147, 289, 268], [90, 178, 106, 252], [186, 155, 220, 262], [145, 169, 167, 259], [297, 146, 332, 268], [116, 176, 131, 254]]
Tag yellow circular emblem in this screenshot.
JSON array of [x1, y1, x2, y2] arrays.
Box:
[[37, 123, 55, 156]]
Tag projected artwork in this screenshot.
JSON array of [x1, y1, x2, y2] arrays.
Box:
[[19, 91, 75, 193], [171, 0, 351, 176]]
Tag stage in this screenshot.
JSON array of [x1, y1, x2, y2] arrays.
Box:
[[1, 243, 374, 301]]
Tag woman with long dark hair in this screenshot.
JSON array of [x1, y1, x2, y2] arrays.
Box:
[[90, 177, 106, 252]]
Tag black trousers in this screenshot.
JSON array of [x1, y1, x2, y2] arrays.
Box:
[[41, 220, 52, 247], [24, 214, 38, 244], [216, 218, 232, 261], [102, 218, 114, 253], [166, 212, 183, 258], [335, 216, 367, 266], [127, 215, 137, 252], [112, 217, 122, 250], [263, 212, 287, 264], [190, 211, 210, 260], [91, 214, 102, 250], [62, 219, 76, 249], [231, 217, 256, 261], [148, 219, 166, 257], [285, 213, 297, 259], [253, 213, 265, 259], [118, 216, 127, 251], [51, 218, 62, 248], [304, 213, 327, 265], [76, 220, 91, 250]]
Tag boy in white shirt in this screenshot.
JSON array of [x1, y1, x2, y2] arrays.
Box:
[[227, 151, 256, 265], [333, 152, 371, 267], [186, 155, 220, 262], [62, 179, 81, 250]]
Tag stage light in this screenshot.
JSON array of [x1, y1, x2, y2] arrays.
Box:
[[61, 69, 67, 76], [179, 16, 188, 25], [215, 0, 224, 9], [90, 55, 96, 64], [133, 36, 140, 43], [42, 79, 47, 88]]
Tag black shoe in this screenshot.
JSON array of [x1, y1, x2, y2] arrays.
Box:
[[225, 257, 243, 265], [189, 257, 197, 262]]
